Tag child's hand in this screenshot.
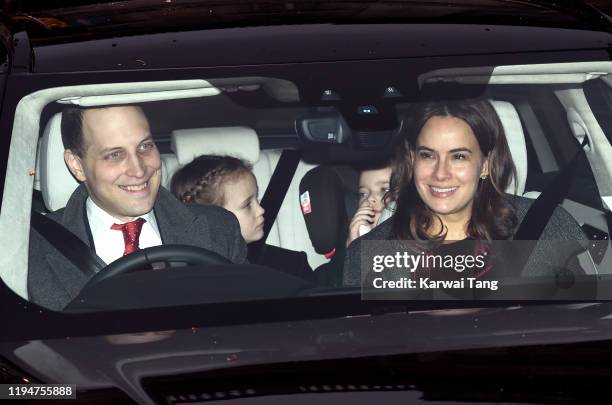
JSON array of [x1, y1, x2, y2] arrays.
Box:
[[346, 201, 376, 247]]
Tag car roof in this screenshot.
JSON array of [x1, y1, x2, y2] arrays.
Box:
[[26, 23, 612, 74], [3, 0, 610, 46]]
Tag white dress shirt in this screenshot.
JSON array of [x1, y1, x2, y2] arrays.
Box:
[[86, 198, 163, 265]]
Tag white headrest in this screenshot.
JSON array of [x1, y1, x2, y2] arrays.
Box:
[[171, 126, 260, 166], [39, 113, 80, 211], [489, 100, 527, 195]]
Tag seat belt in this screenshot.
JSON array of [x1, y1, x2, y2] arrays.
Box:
[[248, 149, 301, 262], [514, 137, 590, 241], [510, 138, 600, 275], [30, 210, 105, 275]]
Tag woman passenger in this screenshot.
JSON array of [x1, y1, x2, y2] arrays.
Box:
[[390, 98, 517, 242], [343, 99, 592, 297]]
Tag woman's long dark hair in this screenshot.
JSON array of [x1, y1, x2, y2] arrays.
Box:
[[390, 99, 518, 241]]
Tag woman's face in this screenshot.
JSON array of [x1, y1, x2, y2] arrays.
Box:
[[221, 173, 265, 243], [413, 115, 488, 227]]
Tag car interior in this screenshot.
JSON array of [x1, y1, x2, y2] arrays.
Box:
[[1, 61, 612, 309]]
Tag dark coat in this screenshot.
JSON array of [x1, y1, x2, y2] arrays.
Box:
[[28, 184, 247, 310], [343, 196, 595, 299], [256, 244, 315, 283]]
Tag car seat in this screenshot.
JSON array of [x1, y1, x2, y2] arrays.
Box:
[[298, 165, 360, 286]]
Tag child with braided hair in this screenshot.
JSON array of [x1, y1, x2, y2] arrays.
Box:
[[171, 155, 314, 282]]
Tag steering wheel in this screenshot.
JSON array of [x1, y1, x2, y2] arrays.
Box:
[[85, 244, 232, 286]]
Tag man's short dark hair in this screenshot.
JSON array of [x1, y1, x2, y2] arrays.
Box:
[[61, 104, 142, 157], [61, 106, 88, 157]]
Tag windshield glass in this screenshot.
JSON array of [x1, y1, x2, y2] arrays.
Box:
[[2, 58, 612, 313]]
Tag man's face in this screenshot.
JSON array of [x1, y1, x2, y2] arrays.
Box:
[[65, 106, 161, 222]]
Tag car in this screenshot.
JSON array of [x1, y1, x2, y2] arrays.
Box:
[[1, 0, 612, 403]]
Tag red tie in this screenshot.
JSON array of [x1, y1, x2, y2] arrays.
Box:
[[111, 218, 146, 256]]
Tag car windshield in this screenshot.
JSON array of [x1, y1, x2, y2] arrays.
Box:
[[1, 52, 611, 313]]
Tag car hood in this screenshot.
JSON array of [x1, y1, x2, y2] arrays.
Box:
[[3, 302, 612, 403]]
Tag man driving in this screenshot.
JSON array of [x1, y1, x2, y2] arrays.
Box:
[[28, 105, 247, 310]]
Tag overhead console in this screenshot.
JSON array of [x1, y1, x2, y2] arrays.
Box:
[[295, 104, 403, 163]]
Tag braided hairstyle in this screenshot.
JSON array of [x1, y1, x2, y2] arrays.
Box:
[[171, 155, 253, 206]]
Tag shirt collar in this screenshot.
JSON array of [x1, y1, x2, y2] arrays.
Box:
[[85, 197, 158, 232]]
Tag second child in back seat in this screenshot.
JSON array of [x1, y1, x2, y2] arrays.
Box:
[[171, 155, 314, 282], [346, 163, 393, 248]]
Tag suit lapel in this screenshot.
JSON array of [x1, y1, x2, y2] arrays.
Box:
[[59, 185, 200, 247], [45, 185, 101, 293], [59, 184, 95, 247], [44, 253, 91, 301], [154, 187, 201, 245]]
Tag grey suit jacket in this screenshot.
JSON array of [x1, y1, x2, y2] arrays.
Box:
[[343, 196, 591, 290], [28, 184, 247, 311]]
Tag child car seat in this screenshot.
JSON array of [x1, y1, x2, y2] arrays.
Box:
[[299, 165, 360, 286]]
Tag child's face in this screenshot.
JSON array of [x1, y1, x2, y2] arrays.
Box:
[[358, 166, 392, 224], [221, 173, 265, 243]]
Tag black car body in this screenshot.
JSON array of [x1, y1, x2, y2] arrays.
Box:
[[1, 1, 612, 404]]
